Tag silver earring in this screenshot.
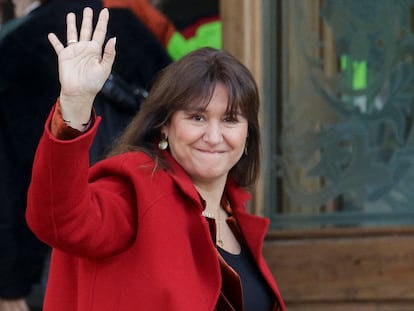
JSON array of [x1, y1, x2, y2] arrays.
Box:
[[158, 133, 168, 150], [244, 139, 248, 156]]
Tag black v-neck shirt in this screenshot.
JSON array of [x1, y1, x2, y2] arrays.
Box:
[[217, 247, 275, 311]]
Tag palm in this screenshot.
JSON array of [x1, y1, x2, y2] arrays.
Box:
[[58, 40, 110, 97]]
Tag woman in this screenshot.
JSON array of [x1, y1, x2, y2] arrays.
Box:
[[26, 7, 286, 311]]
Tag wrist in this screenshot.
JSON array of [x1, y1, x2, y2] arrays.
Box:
[[59, 94, 93, 131], [62, 118, 92, 132]]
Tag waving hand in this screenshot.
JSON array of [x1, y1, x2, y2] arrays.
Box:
[[48, 7, 116, 130]]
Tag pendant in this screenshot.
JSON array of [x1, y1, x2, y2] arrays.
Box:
[[217, 239, 224, 247]]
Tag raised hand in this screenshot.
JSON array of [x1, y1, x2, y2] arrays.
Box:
[[48, 7, 116, 130]]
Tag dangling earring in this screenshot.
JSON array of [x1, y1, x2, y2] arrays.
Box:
[[244, 139, 248, 156], [158, 133, 168, 150]]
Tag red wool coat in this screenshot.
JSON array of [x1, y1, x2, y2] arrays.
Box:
[[26, 112, 286, 311]]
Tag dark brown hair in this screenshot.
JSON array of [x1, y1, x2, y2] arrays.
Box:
[[108, 47, 261, 187]]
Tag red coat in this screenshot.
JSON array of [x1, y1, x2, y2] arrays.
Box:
[[26, 111, 286, 311]]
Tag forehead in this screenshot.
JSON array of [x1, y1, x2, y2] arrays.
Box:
[[186, 82, 227, 107], [182, 82, 243, 115]]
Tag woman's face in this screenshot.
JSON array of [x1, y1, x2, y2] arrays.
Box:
[[162, 83, 248, 188]]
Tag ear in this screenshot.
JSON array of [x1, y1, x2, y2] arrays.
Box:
[[161, 124, 169, 137]]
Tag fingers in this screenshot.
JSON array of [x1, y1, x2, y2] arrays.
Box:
[[48, 32, 64, 54], [91, 8, 109, 47], [79, 7, 93, 41], [48, 8, 110, 54], [102, 36, 116, 68], [66, 12, 78, 45]]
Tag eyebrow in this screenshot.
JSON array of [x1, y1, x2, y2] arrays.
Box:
[[182, 106, 206, 113]]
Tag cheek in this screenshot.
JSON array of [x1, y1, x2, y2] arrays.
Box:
[[167, 129, 195, 159], [169, 130, 191, 147], [229, 129, 248, 148], [169, 123, 202, 145]]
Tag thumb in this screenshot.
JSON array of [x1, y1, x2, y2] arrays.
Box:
[[101, 37, 116, 70]]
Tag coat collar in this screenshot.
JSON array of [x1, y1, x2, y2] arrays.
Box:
[[162, 150, 202, 206]]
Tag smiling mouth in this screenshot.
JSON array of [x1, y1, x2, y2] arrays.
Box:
[[195, 149, 225, 154]]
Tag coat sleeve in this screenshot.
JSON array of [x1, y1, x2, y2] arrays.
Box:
[[26, 108, 137, 260]]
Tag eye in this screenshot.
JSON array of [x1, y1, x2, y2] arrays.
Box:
[[223, 115, 239, 123], [191, 114, 204, 122]]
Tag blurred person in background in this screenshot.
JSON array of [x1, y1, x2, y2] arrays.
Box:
[[0, 3, 45, 311], [0, 1, 171, 310], [0, 0, 40, 41], [157, 0, 222, 61], [104, 0, 222, 62]]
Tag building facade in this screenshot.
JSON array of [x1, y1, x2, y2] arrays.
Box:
[[221, 0, 414, 309]]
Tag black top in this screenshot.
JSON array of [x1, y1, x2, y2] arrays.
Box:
[[217, 247, 275, 311]]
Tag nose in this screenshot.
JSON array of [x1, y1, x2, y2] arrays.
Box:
[[203, 122, 223, 144]]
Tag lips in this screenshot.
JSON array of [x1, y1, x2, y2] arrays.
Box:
[[196, 148, 225, 154], [193, 148, 226, 159]]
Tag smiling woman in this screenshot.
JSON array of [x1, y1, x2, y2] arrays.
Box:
[[25, 7, 285, 311]]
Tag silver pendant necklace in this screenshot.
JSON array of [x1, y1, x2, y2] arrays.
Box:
[[202, 208, 224, 247]]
